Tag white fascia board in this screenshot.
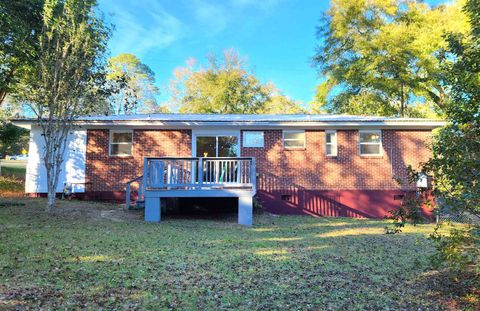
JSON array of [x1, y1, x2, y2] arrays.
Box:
[[78, 120, 446, 130], [10, 120, 31, 129], [11, 119, 446, 130]]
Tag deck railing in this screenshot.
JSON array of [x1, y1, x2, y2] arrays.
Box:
[[143, 157, 256, 191]]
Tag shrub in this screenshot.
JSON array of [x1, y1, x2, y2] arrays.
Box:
[[430, 224, 480, 275], [385, 192, 426, 234]]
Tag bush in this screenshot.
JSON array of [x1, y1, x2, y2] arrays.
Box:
[[385, 191, 426, 234], [430, 224, 480, 275]]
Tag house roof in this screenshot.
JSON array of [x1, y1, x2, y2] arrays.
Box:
[[12, 113, 446, 129]]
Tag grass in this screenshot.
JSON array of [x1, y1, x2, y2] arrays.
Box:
[[0, 160, 26, 180], [0, 177, 24, 198], [0, 160, 26, 198], [0, 198, 477, 310]]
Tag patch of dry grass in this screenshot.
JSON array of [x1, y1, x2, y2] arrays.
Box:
[[0, 176, 24, 198]]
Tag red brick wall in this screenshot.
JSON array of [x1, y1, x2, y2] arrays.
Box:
[[241, 129, 432, 191], [86, 128, 432, 193], [86, 129, 191, 192]]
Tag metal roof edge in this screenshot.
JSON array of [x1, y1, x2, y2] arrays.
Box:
[[10, 117, 447, 129]]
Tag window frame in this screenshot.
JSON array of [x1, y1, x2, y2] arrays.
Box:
[[192, 130, 241, 158], [243, 131, 264, 148], [109, 130, 133, 157], [283, 130, 306, 149], [358, 130, 383, 156], [325, 130, 337, 157]]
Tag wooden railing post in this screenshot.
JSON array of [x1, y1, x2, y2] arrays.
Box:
[[143, 158, 148, 190], [198, 158, 204, 189], [190, 159, 196, 187], [236, 160, 241, 184], [251, 157, 256, 193]]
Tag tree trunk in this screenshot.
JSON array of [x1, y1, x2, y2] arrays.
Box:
[[0, 90, 7, 105], [46, 186, 56, 212]]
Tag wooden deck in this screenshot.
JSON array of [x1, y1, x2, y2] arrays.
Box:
[[144, 157, 256, 191], [126, 157, 256, 226]]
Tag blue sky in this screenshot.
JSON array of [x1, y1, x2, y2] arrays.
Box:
[[98, 0, 447, 108]]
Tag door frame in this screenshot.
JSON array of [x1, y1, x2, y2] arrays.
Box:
[[192, 129, 241, 157]]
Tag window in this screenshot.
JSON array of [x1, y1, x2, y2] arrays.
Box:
[[195, 135, 238, 157], [110, 130, 133, 156], [243, 131, 264, 148], [283, 130, 305, 148], [325, 130, 337, 156], [359, 130, 382, 155]]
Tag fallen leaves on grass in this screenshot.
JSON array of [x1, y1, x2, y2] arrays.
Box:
[[0, 198, 476, 310]]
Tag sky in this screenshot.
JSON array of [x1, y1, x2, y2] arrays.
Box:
[[98, 0, 448, 108]]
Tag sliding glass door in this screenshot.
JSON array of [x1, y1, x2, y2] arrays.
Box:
[[195, 136, 238, 157], [195, 135, 239, 184]]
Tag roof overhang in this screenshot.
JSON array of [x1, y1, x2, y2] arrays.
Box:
[[10, 116, 446, 130]]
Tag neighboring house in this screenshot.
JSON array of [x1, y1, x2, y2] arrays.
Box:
[[13, 114, 444, 226]]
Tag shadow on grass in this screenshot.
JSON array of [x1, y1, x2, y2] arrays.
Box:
[[0, 197, 476, 310]]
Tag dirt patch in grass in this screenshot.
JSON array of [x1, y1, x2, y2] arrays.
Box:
[[0, 198, 142, 223]]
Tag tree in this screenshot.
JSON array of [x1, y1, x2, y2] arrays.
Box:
[[106, 53, 164, 115], [421, 0, 479, 276], [313, 0, 469, 117], [0, 99, 28, 157], [259, 83, 306, 114], [14, 0, 110, 211], [0, 0, 44, 105], [171, 49, 303, 114], [424, 3, 480, 219], [0, 123, 29, 156]]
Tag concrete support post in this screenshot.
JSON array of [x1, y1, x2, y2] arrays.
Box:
[[145, 197, 161, 222], [238, 196, 253, 227]]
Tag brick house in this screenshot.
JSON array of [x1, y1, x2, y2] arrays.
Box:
[[13, 114, 444, 226]]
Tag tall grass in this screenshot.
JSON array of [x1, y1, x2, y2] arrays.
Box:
[[0, 176, 24, 197]]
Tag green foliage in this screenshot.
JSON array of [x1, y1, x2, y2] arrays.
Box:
[[418, 0, 480, 279], [385, 166, 429, 234], [313, 0, 469, 117], [13, 0, 110, 211], [0, 161, 26, 180], [385, 193, 425, 234], [423, 0, 480, 219], [16, 0, 111, 117], [430, 224, 480, 274], [106, 53, 165, 115], [0, 122, 29, 156], [171, 49, 304, 114], [0, 0, 44, 105], [257, 83, 306, 114]]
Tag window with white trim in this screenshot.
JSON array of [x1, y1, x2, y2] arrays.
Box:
[[109, 130, 133, 156], [325, 130, 337, 156], [243, 131, 264, 148], [283, 130, 305, 148], [359, 130, 382, 155]]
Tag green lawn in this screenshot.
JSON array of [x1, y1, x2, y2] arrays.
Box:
[[0, 198, 474, 310], [0, 160, 27, 179]]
